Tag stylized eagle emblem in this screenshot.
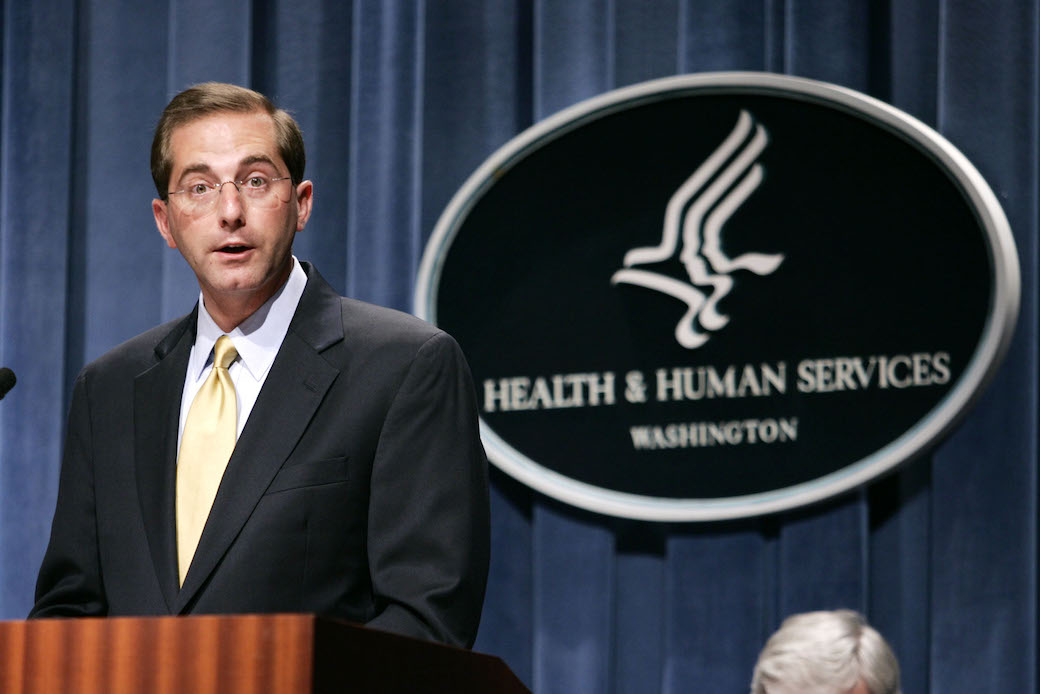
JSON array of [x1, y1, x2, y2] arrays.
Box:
[[611, 110, 784, 348]]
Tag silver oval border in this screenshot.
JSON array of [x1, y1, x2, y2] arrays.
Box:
[[415, 72, 1020, 521]]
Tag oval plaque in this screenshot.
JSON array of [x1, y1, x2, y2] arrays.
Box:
[[415, 72, 1019, 521]]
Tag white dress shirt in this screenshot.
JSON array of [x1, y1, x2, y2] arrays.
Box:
[[177, 257, 308, 451]]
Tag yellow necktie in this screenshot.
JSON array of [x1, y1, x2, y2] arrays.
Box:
[[176, 335, 238, 586]]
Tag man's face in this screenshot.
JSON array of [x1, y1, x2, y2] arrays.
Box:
[[152, 110, 312, 313]]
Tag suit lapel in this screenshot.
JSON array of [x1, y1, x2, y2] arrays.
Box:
[[174, 265, 344, 612], [135, 311, 196, 612]]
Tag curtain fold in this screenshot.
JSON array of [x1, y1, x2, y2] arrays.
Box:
[[0, 0, 78, 614], [1, 2, 1036, 692]]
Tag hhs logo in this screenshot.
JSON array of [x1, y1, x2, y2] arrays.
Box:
[[612, 111, 784, 349]]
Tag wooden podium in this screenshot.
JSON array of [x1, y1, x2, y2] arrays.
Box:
[[0, 614, 530, 693]]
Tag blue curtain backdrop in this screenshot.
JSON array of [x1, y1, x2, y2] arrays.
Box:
[[1, 2, 1037, 693]]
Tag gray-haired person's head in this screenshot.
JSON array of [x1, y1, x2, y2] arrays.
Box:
[[750, 610, 901, 694]]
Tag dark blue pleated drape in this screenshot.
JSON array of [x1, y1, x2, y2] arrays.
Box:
[[1, 2, 1036, 693]]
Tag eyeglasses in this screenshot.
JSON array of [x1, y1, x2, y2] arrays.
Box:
[[166, 176, 293, 215]]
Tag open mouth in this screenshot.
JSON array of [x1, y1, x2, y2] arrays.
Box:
[[218, 245, 251, 254]]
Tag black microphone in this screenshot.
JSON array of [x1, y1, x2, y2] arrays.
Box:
[[0, 368, 16, 400]]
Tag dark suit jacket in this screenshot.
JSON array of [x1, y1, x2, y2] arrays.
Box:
[[31, 263, 490, 648]]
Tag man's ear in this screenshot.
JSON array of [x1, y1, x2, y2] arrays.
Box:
[[152, 198, 177, 249], [295, 180, 314, 231]]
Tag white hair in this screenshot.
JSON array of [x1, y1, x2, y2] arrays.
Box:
[[750, 610, 902, 694]]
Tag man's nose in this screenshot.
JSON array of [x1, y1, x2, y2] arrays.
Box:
[[217, 181, 245, 225]]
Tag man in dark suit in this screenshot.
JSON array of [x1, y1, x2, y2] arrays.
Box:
[[30, 83, 490, 648]]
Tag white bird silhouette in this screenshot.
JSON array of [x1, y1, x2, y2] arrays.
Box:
[[612, 110, 784, 348]]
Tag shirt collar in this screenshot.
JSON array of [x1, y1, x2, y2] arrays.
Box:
[[188, 256, 308, 384]]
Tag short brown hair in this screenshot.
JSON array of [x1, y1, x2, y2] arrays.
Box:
[[151, 82, 305, 197]]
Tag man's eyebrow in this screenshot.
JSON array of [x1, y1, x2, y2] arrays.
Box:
[[174, 163, 215, 184], [239, 154, 280, 170], [172, 155, 282, 187]]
